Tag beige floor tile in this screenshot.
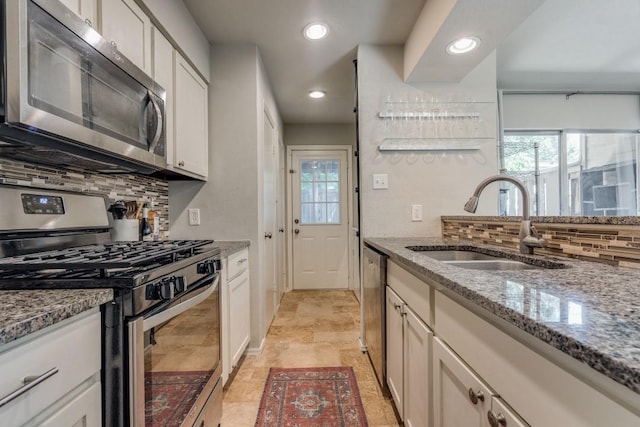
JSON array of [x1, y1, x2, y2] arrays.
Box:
[[222, 290, 401, 427]]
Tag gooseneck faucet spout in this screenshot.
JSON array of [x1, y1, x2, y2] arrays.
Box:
[[464, 175, 545, 255]]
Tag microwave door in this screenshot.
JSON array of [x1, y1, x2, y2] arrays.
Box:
[[3, 0, 166, 169]]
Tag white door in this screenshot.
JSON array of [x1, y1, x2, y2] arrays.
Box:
[[263, 110, 277, 326], [290, 150, 349, 289], [276, 138, 286, 300]]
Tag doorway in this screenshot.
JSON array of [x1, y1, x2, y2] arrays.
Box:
[[287, 147, 352, 290]]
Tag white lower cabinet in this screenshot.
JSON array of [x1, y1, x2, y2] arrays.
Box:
[[37, 382, 101, 427], [0, 309, 101, 427], [386, 287, 404, 416], [386, 285, 432, 427], [433, 337, 493, 427], [221, 248, 251, 385]]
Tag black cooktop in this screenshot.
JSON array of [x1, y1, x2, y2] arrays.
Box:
[[0, 240, 214, 270], [0, 240, 219, 290]]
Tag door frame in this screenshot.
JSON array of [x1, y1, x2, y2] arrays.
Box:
[[286, 145, 353, 292]]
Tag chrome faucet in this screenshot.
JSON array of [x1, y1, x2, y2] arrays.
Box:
[[464, 175, 546, 255]]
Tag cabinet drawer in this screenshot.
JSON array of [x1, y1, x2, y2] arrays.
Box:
[[387, 260, 432, 327], [0, 309, 101, 426], [227, 248, 249, 281]]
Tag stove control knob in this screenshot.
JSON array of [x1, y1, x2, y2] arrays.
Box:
[[174, 276, 186, 293], [158, 279, 175, 300], [197, 260, 215, 275]]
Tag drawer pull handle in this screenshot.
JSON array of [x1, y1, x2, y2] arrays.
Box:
[[237, 258, 248, 265], [468, 388, 484, 405], [0, 367, 59, 408]]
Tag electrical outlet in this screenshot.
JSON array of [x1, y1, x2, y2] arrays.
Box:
[[373, 174, 388, 189], [188, 208, 201, 226], [411, 204, 423, 221]]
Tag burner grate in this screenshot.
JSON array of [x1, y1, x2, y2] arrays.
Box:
[[0, 240, 214, 271]]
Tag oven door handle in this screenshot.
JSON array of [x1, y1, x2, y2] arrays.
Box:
[[143, 274, 219, 332]]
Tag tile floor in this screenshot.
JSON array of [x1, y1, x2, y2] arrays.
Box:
[[221, 290, 401, 426]]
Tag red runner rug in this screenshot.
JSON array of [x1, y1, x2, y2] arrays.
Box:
[[145, 370, 212, 427], [255, 366, 368, 427]]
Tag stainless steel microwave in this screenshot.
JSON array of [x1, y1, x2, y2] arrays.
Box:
[[0, 0, 166, 173]]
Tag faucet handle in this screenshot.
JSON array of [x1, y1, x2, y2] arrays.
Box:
[[530, 224, 540, 238]]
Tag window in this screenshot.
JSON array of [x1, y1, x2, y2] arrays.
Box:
[[502, 132, 640, 216], [502, 133, 560, 216], [300, 159, 340, 224]]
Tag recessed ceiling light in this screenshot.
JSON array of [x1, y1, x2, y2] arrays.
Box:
[[303, 23, 328, 40], [446, 37, 481, 55], [308, 90, 326, 99]]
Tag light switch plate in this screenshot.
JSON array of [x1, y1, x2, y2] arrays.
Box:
[[373, 174, 388, 189], [188, 208, 201, 226], [411, 204, 423, 221]]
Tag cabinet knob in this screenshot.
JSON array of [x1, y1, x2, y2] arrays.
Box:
[[84, 18, 93, 27], [487, 410, 507, 427], [110, 40, 118, 49], [178, 161, 185, 167], [468, 388, 485, 405]]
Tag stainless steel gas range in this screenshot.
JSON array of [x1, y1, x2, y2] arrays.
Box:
[[0, 185, 222, 427]]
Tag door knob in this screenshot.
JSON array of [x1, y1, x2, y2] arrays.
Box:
[[487, 411, 507, 427], [294, 219, 299, 224], [294, 229, 300, 234], [265, 232, 273, 239], [468, 388, 485, 405]]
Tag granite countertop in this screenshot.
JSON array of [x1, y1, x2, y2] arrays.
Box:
[[365, 237, 640, 395], [0, 289, 113, 346], [212, 240, 250, 258]]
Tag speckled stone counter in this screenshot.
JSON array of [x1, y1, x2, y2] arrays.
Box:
[[364, 237, 640, 396], [212, 240, 250, 258], [0, 289, 113, 346]]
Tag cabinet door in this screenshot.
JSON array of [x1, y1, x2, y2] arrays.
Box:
[[99, 0, 152, 74], [433, 337, 492, 427], [174, 54, 209, 178], [229, 269, 251, 367], [385, 286, 404, 418], [37, 382, 101, 427], [152, 28, 175, 166], [58, 0, 97, 28], [404, 307, 432, 427], [488, 397, 530, 427]]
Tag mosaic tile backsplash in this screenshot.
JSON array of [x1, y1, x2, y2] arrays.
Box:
[[442, 216, 640, 269], [0, 158, 169, 233]]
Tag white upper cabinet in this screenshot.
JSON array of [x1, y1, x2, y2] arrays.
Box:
[[58, 0, 96, 28], [99, 0, 152, 75], [174, 53, 208, 178], [152, 28, 174, 167]]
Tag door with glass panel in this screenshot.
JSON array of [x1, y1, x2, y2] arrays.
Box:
[[291, 150, 349, 289]]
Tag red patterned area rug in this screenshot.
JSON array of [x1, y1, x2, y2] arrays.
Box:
[[255, 366, 369, 427], [145, 370, 211, 427]]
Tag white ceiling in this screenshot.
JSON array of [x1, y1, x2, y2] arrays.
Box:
[[183, 0, 640, 124]]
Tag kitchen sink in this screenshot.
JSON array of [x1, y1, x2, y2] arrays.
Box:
[[408, 249, 505, 262], [405, 246, 567, 270], [441, 260, 543, 271]]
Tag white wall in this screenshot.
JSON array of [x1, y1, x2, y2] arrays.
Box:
[[170, 44, 282, 351], [358, 45, 500, 238], [284, 124, 355, 146], [502, 94, 640, 130]]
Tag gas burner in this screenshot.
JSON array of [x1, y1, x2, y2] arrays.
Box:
[[0, 240, 214, 272]]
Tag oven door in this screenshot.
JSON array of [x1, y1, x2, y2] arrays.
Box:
[[128, 274, 221, 427]]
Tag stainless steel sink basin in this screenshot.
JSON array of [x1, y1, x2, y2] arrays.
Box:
[[405, 246, 566, 270], [442, 260, 543, 271], [411, 250, 504, 262]]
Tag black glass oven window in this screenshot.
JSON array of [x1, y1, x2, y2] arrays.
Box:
[[21, 194, 65, 214]]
